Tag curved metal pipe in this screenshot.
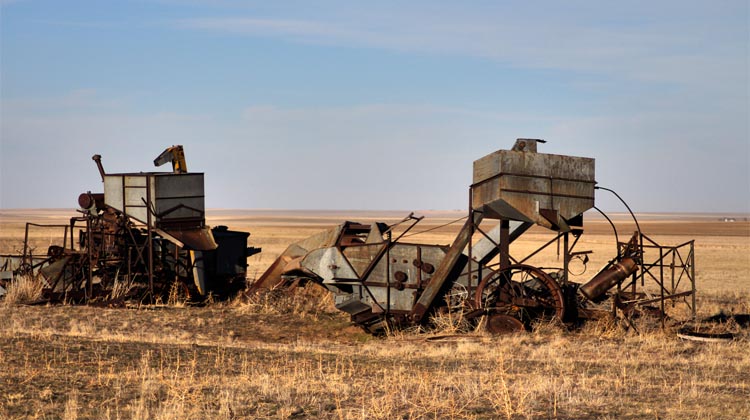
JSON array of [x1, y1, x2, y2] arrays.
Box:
[[595, 186, 641, 235], [593, 205, 620, 258], [92, 154, 106, 182]]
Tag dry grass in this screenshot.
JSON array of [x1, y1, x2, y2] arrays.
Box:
[[109, 279, 134, 301], [237, 284, 337, 320], [0, 303, 748, 419], [2, 273, 44, 306], [1, 209, 749, 419]]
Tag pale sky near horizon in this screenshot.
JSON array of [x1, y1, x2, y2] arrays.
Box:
[[1, 1, 748, 213]]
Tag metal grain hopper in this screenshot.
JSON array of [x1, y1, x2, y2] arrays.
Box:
[[471, 138, 594, 230]]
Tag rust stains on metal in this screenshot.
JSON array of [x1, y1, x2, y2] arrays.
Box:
[[245, 138, 697, 336], [486, 314, 526, 334], [1, 145, 259, 303], [580, 257, 638, 301]]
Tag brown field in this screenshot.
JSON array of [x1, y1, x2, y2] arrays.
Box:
[[1, 208, 749, 419]]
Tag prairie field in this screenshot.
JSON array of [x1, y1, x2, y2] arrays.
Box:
[[0, 208, 749, 419]]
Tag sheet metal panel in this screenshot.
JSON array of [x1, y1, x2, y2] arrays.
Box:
[[103, 172, 205, 226], [154, 173, 205, 221], [302, 247, 358, 283], [104, 174, 151, 223]]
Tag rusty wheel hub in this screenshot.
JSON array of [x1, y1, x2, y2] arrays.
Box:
[[474, 264, 566, 326]]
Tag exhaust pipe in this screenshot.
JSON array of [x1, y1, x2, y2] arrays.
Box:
[[580, 257, 638, 300], [92, 154, 106, 182]]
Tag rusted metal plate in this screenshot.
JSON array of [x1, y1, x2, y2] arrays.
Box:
[[367, 285, 416, 312], [353, 243, 448, 312], [486, 314, 525, 334], [301, 247, 358, 283], [297, 224, 344, 250], [250, 254, 296, 291], [357, 243, 445, 286], [411, 215, 481, 322], [342, 244, 384, 277], [250, 224, 345, 291], [162, 226, 218, 251], [366, 223, 386, 244]]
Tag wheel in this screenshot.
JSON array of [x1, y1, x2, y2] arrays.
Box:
[[445, 282, 469, 309], [474, 264, 565, 325]]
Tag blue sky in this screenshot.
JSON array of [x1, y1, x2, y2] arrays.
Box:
[[1, 0, 748, 212]]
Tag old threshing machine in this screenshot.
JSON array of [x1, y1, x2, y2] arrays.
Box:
[[0, 146, 260, 302], [251, 139, 696, 333]]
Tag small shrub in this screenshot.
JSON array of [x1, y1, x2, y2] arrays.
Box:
[[427, 309, 474, 335]]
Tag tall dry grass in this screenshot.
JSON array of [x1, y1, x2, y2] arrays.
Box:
[[2, 273, 44, 306], [236, 284, 338, 320], [1, 299, 747, 420]]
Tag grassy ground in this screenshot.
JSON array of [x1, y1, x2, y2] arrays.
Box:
[[1, 294, 748, 420], [1, 209, 749, 419]]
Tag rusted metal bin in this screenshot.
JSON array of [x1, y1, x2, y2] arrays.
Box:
[[471, 139, 596, 230], [103, 172, 216, 250], [103, 173, 206, 227]]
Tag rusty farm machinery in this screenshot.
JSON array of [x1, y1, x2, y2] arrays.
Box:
[[0, 146, 260, 303], [0, 140, 697, 335], [249, 139, 697, 334]]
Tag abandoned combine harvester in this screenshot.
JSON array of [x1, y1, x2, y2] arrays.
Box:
[[0, 146, 260, 302], [250, 139, 696, 334]]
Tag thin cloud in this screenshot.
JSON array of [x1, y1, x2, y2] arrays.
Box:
[[173, 4, 746, 89], [177, 17, 352, 39], [26, 18, 127, 28], [2, 90, 747, 211]]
